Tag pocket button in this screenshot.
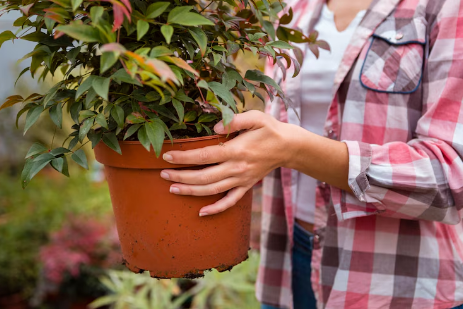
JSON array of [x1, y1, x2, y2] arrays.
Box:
[[395, 33, 404, 40]]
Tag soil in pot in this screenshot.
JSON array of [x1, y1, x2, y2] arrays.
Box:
[[94, 134, 253, 279]]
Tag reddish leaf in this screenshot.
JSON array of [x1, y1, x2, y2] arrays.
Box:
[[20, 3, 34, 16], [317, 40, 330, 51], [0, 95, 23, 111], [109, 0, 131, 31], [162, 56, 199, 76], [145, 58, 177, 82], [119, 0, 132, 12], [100, 42, 126, 54]]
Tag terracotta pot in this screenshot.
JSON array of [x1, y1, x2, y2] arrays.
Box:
[[94, 134, 252, 278]]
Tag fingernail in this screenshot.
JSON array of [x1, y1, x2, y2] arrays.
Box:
[[163, 153, 173, 162], [160, 171, 170, 180], [199, 212, 208, 217], [170, 186, 180, 194], [214, 122, 224, 133]]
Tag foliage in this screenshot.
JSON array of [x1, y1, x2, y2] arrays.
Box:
[[40, 216, 120, 286], [0, 0, 327, 187], [90, 250, 260, 309], [0, 170, 112, 297]]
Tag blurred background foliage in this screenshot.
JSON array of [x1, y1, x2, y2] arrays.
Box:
[[0, 9, 264, 309]]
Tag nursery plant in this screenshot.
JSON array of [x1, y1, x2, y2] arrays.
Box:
[[0, 0, 327, 278], [0, 0, 326, 184]]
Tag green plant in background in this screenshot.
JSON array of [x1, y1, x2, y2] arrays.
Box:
[[0, 0, 327, 188], [90, 251, 260, 309], [0, 171, 112, 298], [89, 270, 190, 309]]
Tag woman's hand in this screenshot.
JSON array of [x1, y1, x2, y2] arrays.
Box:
[[160, 110, 293, 216]]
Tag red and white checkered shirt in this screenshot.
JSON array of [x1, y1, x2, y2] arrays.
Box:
[[256, 0, 463, 308]]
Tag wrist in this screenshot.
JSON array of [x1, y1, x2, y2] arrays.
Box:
[[278, 122, 313, 169]]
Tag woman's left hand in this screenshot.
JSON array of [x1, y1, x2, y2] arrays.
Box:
[[160, 110, 293, 216]]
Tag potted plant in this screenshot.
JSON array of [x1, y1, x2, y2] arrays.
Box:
[[0, 0, 326, 278]]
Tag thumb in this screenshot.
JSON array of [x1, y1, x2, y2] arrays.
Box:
[[214, 110, 265, 134]]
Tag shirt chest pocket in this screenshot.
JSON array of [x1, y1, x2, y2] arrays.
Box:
[[360, 18, 427, 94]]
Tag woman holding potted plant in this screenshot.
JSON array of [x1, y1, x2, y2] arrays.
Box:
[[0, 0, 325, 284], [160, 0, 463, 308]]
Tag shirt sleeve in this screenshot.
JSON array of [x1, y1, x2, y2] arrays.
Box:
[[341, 2, 463, 224]]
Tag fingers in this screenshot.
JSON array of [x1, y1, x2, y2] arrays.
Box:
[[199, 187, 249, 216], [214, 110, 265, 134], [161, 162, 238, 185], [163, 144, 228, 165], [168, 177, 239, 196]]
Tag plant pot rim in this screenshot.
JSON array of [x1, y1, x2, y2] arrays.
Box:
[[120, 133, 237, 145]]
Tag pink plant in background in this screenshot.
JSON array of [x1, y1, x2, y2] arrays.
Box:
[[40, 216, 120, 285]]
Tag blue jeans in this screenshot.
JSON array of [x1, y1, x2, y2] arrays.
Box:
[[261, 222, 317, 309]]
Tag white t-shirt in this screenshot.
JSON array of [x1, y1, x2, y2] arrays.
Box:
[[295, 4, 365, 224]]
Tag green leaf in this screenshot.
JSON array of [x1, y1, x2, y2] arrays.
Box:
[[31, 153, 55, 179], [137, 20, 149, 40], [111, 69, 142, 86], [208, 82, 236, 110], [21, 31, 50, 43], [150, 46, 173, 58], [90, 6, 104, 24], [226, 41, 240, 54], [56, 23, 100, 42], [68, 136, 79, 150], [70, 101, 82, 124], [24, 105, 43, 134], [195, 123, 203, 133], [137, 125, 150, 151], [79, 118, 93, 142], [100, 52, 118, 74], [87, 130, 102, 148], [71, 0, 83, 11], [92, 76, 110, 101], [198, 113, 217, 123], [170, 122, 187, 130], [43, 83, 61, 107], [102, 132, 122, 155], [25, 143, 48, 158], [244, 69, 282, 92], [124, 124, 142, 140], [212, 45, 227, 52], [111, 105, 125, 128], [168, 7, 214, 26], [49, 147, 71, 156], [212, 53, 221, 66], [145, 121, 165, 157], [211, 103, 234, 126], [21, 158, 34, 188], [161, 25, 173, 44], [15, 67, 30, 86], [197, 79, 209, 89], [171, 98, 184, 123], [0, 30, 16, 48], [184, 110, 197, 122], [85, 88, 97, 109], [189, 27, 207, 57], [95, 113, 108, 129], [71, 149, 88, 169], [202, 124, 212, 135], [146, 2, 170, 19], [76, 75, 95, 99], [174, 89, 194, 103], [263, 20, 276, 41], [266, 40, 293, 49], [49, 103, 63, 128], [51, 157, 64, 173]]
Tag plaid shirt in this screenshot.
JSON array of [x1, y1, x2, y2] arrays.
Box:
[[256, 0, 463, 308]]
